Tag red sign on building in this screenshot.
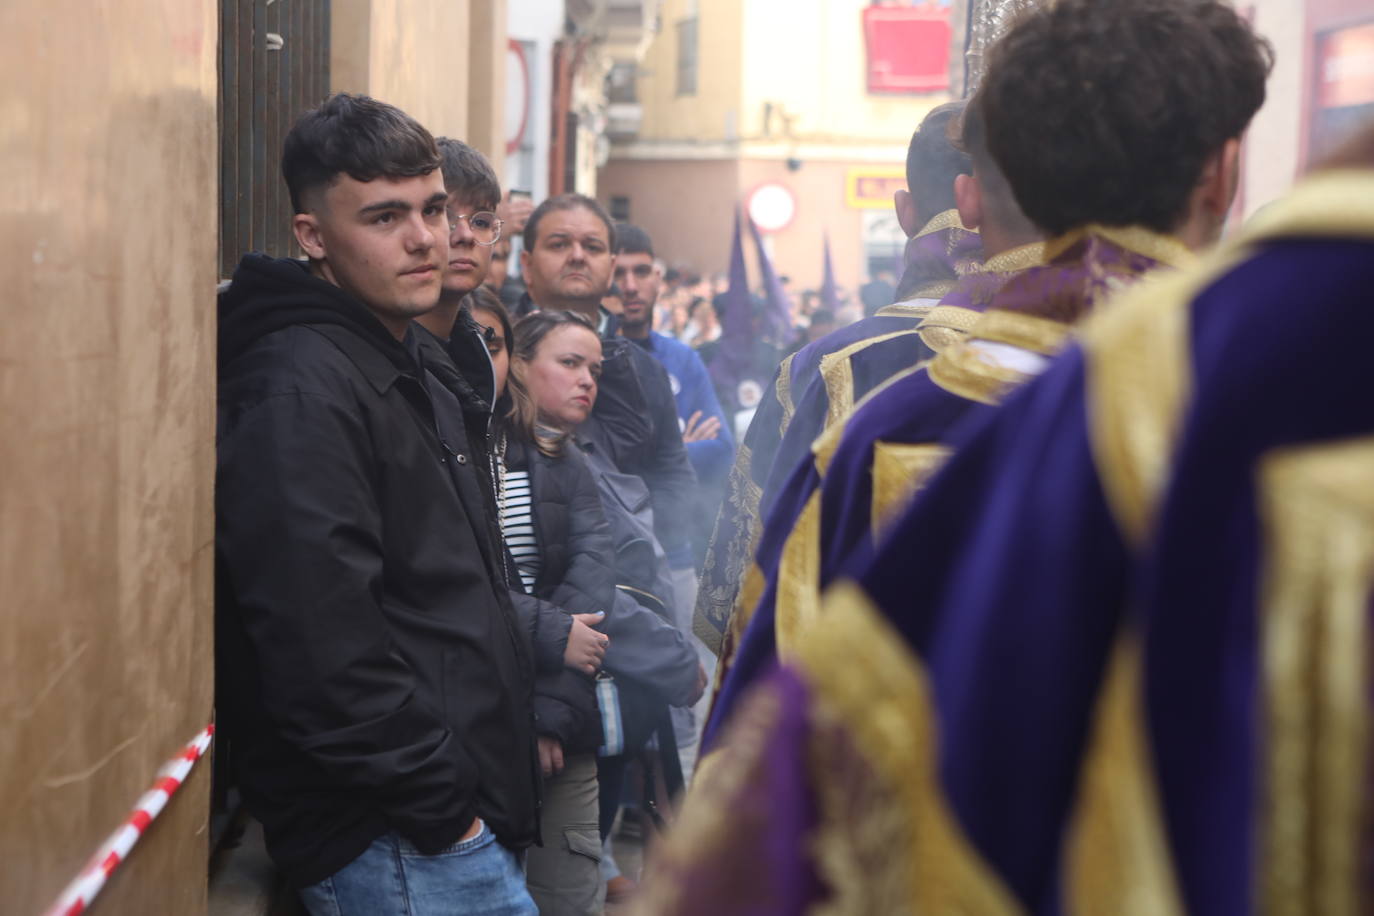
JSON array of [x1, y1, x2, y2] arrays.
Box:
[[862, 5, 952, 94]]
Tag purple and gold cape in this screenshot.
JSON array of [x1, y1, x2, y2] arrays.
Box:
[[705, 226, 1191, 751], [692, 212, 981, 660], [643, 170, 1374, 914]]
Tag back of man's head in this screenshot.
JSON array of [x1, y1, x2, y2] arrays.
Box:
[[906, 101, 973, 223], [613, 223, 654, 258], [983, 0, 1272, 236], [436, 138, 501, 210], [282, 93, 440, 213], [524, 194, 617, 251]]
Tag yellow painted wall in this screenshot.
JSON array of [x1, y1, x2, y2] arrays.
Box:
[[635, 0, 746, 142], [0, 0, 218, 912], [633, 0, 943, 148], [467, 0, 510, 176], [332, 0, 493, 144], [739, 0, 948, 145], [600, 157, 743, 274]]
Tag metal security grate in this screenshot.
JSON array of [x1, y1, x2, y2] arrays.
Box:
[[218, 0, 331, 278]]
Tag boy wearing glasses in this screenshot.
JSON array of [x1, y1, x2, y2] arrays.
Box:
[[415, 137, 505, 344]]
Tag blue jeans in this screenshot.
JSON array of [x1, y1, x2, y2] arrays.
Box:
[[298, 823, 538, 916]]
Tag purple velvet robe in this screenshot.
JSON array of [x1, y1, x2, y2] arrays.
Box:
[[692, 213, 980, 655], [706, 228, 1186, 750], [644, 176, 1374, 914]]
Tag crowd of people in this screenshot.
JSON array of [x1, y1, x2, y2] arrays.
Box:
[[213, 0, 1374, 913]]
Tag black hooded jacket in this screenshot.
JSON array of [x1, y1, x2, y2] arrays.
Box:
[[215, 255, 539, 887]]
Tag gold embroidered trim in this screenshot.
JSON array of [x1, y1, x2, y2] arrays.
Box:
[[693, 443, 764, 654], [1044, 224, 1195, 270], [774, 491, 823, 660], [972, 309, 1072, 356], [819, 329, 928, 426], [920, 304, 982, 333], [876, 296, 940, 319], [798, 583, 1022, 913], [1256, 437, 1374, 916], [919, 305, 982, 354], [1064, 635, 1184, 916], [775, 353, 797, 433], [914, 241, 1047, 352], [1238, 170, 1374, 245], [983, 239, 1049, 274], [1085, 171, 1374, 574], [915, 207, 969, 238], [631, 682, 786, 915], [708, 561, 767, 706], [807, 693, 916, 915], [870, 443, 952, 539], [927, 340, 1028, 406], [1084, 252, 1249, 546], [808, 364, 926, 481]]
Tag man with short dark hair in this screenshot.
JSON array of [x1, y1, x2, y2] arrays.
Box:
[[216, 94, 539, 915], [613, 223, 734, 507], [519, 194, 698, 608]]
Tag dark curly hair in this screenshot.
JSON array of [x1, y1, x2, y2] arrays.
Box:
[[981, 0, 1273, 236], [282, 93, 440, 213]]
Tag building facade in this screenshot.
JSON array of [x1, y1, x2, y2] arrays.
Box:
[[598, 0, 956, 298]]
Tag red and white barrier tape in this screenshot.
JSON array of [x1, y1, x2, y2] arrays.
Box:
[[44, 724, 215, 916]]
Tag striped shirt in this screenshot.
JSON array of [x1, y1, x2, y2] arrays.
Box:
[[500, 469, 541, 592]]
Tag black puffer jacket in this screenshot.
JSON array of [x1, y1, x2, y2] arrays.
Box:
[[506, 437, 611, 754], [216, 255, 539, 887], [415, 322, 573, 676], [508, 434, 700, 755]]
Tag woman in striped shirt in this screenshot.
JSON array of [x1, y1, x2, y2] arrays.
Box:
[[478, 301, 614, 914]]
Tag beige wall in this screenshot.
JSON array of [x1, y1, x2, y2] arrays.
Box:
[[333, 0, 509, 158], [635, 0, 746, 143], [608, 0, 941, 292], [635, 0, 943, 149], [599, 157, 742, 275], [739, 0, 948, 146], [467, 0, 509, 175], [0, 0, 218, 913]]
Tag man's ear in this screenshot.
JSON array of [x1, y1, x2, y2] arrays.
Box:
[[520, 248, 532, 276], [954, 173, 983, 231], [293, 213, 326, 260], [894, 188, 920, 237], [1200, 137, 1243, 222]]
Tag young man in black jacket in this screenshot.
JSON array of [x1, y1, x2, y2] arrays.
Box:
[[215, 93, 539, 915]]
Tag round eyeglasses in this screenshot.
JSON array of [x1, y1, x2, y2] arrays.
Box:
[[449, 210, 503, 246]]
